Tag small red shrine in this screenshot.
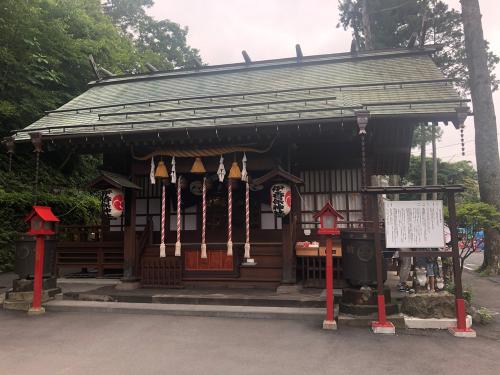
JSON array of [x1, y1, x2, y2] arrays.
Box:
[[25, 206, 60, 236], [313, 202, 343, 236]]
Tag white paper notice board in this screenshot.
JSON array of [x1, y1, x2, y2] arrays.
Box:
[[384, 200, 445, 248]]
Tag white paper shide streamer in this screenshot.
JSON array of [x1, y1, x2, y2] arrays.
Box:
[[217, 155, 226, 182], [241, 153, 248, 182], [171, 156, 177, 184], [150, 157, 156, 185]]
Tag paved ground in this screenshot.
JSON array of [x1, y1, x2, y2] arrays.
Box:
[[1, 253, 500, 374], [462, 252, 500, 340], [0, 308, 499, 375]]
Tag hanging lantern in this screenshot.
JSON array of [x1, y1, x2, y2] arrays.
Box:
[[190, 157, 206, 174], [155, 160, 168, 179], [270, 184, 292, 217], [228, 161, 241, 179], [102, 188, 124, 218]]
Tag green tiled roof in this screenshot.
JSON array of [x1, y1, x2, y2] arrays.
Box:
[[14, 47, 466, 141]]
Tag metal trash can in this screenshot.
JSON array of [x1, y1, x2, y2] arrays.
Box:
[[341, 230, 387, 287], [14, 235, 57, 279]]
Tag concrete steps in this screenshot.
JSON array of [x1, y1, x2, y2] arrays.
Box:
[[46, 300, 333, 321], [3, 288, 61, 311]]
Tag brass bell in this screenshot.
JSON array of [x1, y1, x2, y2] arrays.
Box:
[[190, 157, 206, 174], [155, 160, 168, 179], [228, 161, 241, 180]]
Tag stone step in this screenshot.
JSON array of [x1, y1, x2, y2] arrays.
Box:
[[339, 313, 406, 329], [46, 300, 334, 321], [63, 291, 326, 308], [6, 288, 61, 302], [3, 299, 32, 311]]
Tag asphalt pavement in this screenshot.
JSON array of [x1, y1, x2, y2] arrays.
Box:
[[1, 252, 500, 375], [0, 306, 499, 375]]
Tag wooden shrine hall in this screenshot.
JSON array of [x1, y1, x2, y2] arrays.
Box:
[[8, 44, 469, 290]]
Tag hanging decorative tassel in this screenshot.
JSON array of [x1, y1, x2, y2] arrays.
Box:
[[171, 156, 177, 184], [460, 124, 466, 156], [150, 157, 156, 185], [160, 183, 166, 258], [201, 176, 207, 259], [244, 180, 251, 259], [241, 153, 248, 182], [227, 179, 233, 256], [175, 176, 182, 256], [217, 155, 226, 182]]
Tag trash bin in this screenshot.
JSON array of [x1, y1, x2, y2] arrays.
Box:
[[341, 230, 387, 287], [14, 235, 57, 279]]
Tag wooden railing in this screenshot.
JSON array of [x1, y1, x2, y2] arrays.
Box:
[[56, 225, 123, 277], [141, 256, 183, 288], [297, 256, 343, 288]]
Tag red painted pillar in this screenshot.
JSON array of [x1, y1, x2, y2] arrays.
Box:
[[31, 235, 45, 312], [325, 237, 334, 322]]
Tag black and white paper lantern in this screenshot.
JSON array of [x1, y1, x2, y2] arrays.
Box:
[[102, 188, 124, 218], [270, 184, 291, 217]]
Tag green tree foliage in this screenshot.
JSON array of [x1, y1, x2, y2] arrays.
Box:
[[411, 123, 443, 148], [0, 0, 201, 271], [456, 202, 500, 231], [102, 0, 201, 70], [0, 152, 101, 272], [0, 0, 202, 136], [0, 0, 141, 136], [403, 155, 479, 202], [337, 0, 499, 94]]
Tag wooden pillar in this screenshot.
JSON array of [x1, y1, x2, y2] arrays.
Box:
[[281, 214, 295, 284], [123, 188, 138, 281], [281, 184, 298, 284], [281, 145, 298, 284]]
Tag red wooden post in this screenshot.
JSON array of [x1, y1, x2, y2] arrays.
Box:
[[314, 202, 342, 330], [325, 237, 334, 322], [25, 206, 59, 315], [29, 235, 45, 314], [371, 195, 395, 334]]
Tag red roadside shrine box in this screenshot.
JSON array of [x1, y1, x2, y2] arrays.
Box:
[[314, 202, 343, 330], [25, 206, 59, 236], [313, 202, 343, 236], [24, 206, 59, 315]]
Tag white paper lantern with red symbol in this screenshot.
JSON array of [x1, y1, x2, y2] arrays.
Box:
[[270, 184, 291, 217], [102, 188, 124, 218]]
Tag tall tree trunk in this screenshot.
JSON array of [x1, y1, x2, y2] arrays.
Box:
[[432, 122, 438, 200], [361, 0, 373, 50], [420, 124, 427, 200], [461, 0, 500, 274]]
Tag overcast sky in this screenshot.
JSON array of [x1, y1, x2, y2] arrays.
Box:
[[149, 0, 500, 167]]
